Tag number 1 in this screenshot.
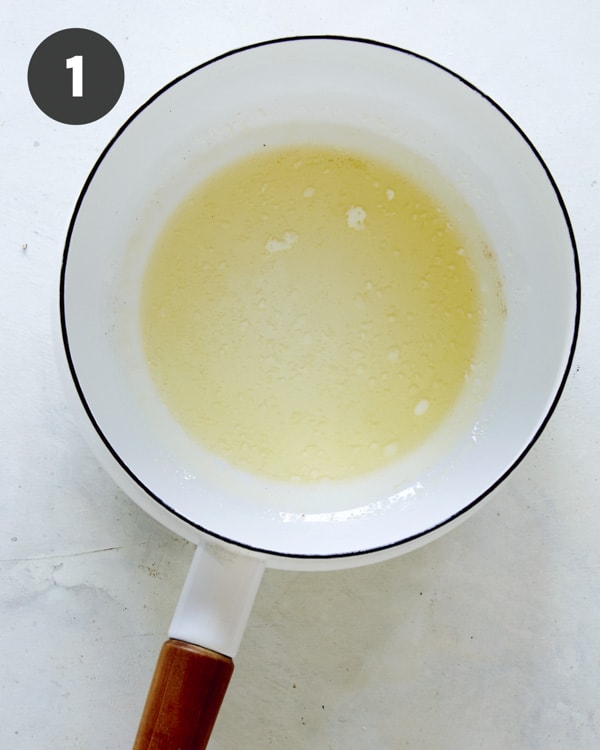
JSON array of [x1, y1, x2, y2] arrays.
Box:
[[66, 55, 83, 97]]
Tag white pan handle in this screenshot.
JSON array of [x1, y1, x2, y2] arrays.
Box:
[[133, 544, 265, 749]]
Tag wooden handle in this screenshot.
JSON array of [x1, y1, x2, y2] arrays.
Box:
[[133, 638, 234, 750]]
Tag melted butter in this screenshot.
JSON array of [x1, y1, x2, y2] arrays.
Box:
[[141, 145, 490, 482]]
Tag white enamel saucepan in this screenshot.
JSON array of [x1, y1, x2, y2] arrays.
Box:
[[58, 37, 580, 749]]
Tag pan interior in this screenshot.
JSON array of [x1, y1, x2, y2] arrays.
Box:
[[61, 38, 578, 563]]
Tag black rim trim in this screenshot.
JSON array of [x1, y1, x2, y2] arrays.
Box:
[[59, 34, 581, 561]]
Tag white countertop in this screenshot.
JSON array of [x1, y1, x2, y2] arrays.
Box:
[[1, 2, 598, 748]]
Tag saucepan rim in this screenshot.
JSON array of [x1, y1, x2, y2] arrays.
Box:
[[59, 35, 581, 562]]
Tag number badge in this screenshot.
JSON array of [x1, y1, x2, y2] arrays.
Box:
[[28, 28, 124, 125]]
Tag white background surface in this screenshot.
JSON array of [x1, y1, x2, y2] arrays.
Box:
[[1, 1, 598, 748]]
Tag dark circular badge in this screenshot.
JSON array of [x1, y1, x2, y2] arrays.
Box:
[[28, 28, 124, 125]]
